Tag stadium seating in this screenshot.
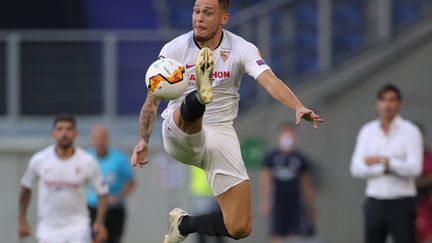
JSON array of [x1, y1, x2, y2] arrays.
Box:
[[332, 0, 366, 62], [0, 43, 5, 115], [392, 0, 421, 30], [293, 0, 318, 75]]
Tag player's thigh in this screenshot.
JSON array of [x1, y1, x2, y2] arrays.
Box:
[[68, 225, 92, 243], [203, 125, 249, 195], [216, 180, 252, 230], [162, 113, 206, 167]]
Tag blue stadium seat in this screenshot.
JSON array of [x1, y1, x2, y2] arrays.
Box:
[[294, 52, 318, 75], [332, 0, 365, 60], [393, 0, 421, 29], [169, 2, 192, 29], [293, 0, 318, 76]]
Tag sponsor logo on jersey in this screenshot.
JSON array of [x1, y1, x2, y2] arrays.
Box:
[[44, 180, 81, 191], [220, 51, 230, 62], [186, 63, 195, 69], [189, 71, 230, 81], [256, 59, 266, 66]]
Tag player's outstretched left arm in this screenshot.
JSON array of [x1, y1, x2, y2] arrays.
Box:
[[131, 92, 161, 167], [256, 69, 323, 128]]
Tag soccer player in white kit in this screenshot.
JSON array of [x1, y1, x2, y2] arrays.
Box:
[[18, 115, 109, 243], [131, 0, 323, 242]]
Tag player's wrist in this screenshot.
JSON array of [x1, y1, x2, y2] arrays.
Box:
[[93, 220, 105, 227], [18, 215, 27, 222], [294, 103, 305, 111]]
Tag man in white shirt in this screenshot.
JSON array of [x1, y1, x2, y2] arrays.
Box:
[[18, 114, 109, 243], [350, 84, 423, 243], [130, 0, 323, 243]]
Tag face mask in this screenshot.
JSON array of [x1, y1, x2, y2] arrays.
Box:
[[279, 135, 294, 151]]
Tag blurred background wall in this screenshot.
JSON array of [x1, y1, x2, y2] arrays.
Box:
[[1, 0, 432, 242]]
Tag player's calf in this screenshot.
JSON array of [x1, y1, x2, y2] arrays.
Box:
[[180, 91, 206, 123]]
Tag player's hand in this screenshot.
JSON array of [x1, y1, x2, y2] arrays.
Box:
[[131, 138, 150, 168], [18, 219, 31, 239], [295, 106, 323, 129], [92, 222, 108, 243]]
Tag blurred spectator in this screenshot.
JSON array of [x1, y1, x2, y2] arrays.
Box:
[[415, 123, 432, 243], [189, 166, 225, 243], [260, 122, 316, 243], [87, 125, 136, 243], [18, 114, 108, 243], [350, 84, 423, 243]]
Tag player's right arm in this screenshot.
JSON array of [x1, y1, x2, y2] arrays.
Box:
[[131, 92, 161, 167], [18, 186, 32, 238], [18, 155, 39, 239]]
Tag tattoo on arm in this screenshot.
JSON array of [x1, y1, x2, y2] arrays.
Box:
[[139, 93, 160, 142]]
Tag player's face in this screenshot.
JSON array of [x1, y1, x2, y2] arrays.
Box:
[[377, 91, 401, 120], [52, 121, 77, 149], [192, 0, 229, 42]]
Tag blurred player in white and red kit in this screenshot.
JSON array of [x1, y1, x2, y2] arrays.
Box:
[[131, 0, 323, 242], [18, 114, 109, 243]]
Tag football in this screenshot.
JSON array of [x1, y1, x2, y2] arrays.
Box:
[[145, 58, 187, 100]]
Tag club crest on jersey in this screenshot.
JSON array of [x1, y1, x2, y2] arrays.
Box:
[[220, 51, 230, 62]]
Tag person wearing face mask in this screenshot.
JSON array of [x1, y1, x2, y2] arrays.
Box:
[[259, 122, 316, 243]]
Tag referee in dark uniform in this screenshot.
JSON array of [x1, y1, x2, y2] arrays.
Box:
[[260, 122, 316, 243]]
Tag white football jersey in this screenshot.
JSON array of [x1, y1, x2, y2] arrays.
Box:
[[21, 145, 108, 240], [159, 30, 270, 124]]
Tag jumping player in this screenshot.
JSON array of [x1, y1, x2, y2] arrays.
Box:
[[131, 0, 323, 242]]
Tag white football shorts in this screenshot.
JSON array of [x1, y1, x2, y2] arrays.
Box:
[[36, 223, 91, 243], [162, 110, 250, 196]]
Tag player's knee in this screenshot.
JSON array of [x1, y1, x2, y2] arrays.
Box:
[[226, 219, 252, 239]]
